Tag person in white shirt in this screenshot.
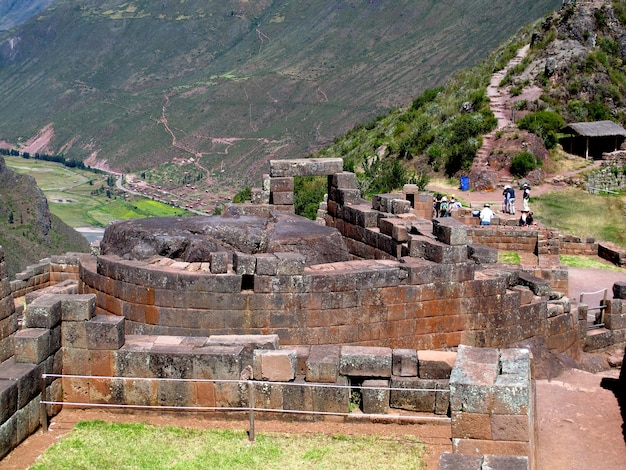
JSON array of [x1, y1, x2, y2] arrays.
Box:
[[479, 203, 495, 226]]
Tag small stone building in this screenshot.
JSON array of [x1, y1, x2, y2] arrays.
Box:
[[560, 120, 626, 159]]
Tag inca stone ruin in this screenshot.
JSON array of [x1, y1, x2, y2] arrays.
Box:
[[1, 158, 626, 469]]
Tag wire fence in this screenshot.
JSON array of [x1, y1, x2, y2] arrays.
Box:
[[40, 373, 451, 441]]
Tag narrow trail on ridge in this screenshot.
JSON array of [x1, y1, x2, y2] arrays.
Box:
[[471, 45, 530, 185]]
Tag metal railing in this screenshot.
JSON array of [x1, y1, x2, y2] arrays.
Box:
[[580, 288, 608, 329], [41, 373, 451, 441]]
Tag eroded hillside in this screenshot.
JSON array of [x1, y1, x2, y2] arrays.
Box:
[[0, 0, 560, 193]]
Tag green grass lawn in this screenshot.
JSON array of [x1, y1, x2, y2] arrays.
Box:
[[5, 156, 189, 227], [532, 189, 626, 248], [30, 421, 426, 470]]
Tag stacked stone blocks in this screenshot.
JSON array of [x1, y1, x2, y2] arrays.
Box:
[[448, 345, 536, 469]]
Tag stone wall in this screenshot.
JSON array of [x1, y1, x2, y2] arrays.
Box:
[[78, 252, 585, 356], [0, 247, 63, 460], [447, 345, 536, 469], [10, 255, 81, 298]]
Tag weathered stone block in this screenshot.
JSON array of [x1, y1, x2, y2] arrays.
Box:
[[331, 188, 361, 205], [156, 379, 192, 407], [433, 218, 469, 246], [418, 350, 457, 379], [0, 314, 17, 341], [605, 313, 626, 330], [16, 395, 41, 444], [281, 345, 309, 375], [614, 281, 626, 300], [468, 243, 498, 264], [339, 346, 392, 377], [23, 296, 62, 329], [0, 415, 17, 460], [361, 379, 389, 414], [392, 349, 418, 377], [0, 379, 17, 424], [390, 376, 450, 414], [452, 438, 530, 457], [149, 348, 193, 378], [283, 376, 313, 412], [255, 254, 278, 276], [438, 453, 483, 470], [372, 194, 402, 213], [252, 381, 284, 410], [86, 315, 125, 350], [206, 334, 279, 366], [409, 236, 468, 263], [0, 359, 41, 409], [269, 158, 343, 178], [253, 349, 297, 382], [233, 252, 256, 275], [483, 455, 529, 470], [491, 414, 530, 441], [209, 252, 229, 274], [306, 345, 340, 383], [451, 411, 492, 439], [390, 198, 411, 214], [269, 176, 294, 192], [270, 191, 294, 205], [311, 375, 349, 413], [329, 172, 358, 189], [517, 272, 551, 296], [62, 321, 88, 349], [275, 252, 306, 275], [511, 285, 534, 305], [449, 346, 499, 414], [60, 294, 96, 321], [14, 329, 51, 364]]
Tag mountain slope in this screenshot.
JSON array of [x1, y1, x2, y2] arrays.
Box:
[[316, 1, 626, 192], [0, 0, 58, 33], [0, 0, 560, 192], [0, 157, 90, 277]]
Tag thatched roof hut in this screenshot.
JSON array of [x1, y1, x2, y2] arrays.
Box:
[[561, 120, 626, 159]]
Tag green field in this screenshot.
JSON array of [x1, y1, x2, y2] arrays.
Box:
[[533, 189, 626, 249], [30, 421, 426, 470], [5, 156, 189, 227]]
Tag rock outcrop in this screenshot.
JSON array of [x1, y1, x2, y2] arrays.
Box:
[[100, 208, 352, 266]]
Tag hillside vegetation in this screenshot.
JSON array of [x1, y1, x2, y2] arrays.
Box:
[[315, 1, 626, 188], [0, 0, 58, 33], [0, 0, 560, 194]]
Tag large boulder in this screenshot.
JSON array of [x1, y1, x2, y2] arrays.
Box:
[[100, 208, 351, 266]]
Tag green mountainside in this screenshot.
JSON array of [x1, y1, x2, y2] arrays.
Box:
[[0, 0, 560, 193], [315, 1, 626, 187], [0, 0, 58, 33], [0, 156, 90, 277]]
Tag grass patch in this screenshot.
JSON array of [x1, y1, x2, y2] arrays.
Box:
[[532, 189, 626, 248], [5, 156, 190, 227], [30, 421, 426, 470], [499, 251, 521, 264], [559, 255, 626, 273]]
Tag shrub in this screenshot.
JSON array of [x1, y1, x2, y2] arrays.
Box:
[[517, 110, 565, 149], [294, 176, 327, 220], [363, 158, 409, 195], [411, 87, 443, 110], [510, 151, 541, 177], [232, 186, 252, 203]]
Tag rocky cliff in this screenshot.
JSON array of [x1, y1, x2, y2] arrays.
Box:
[[0, 156, 90, 277]]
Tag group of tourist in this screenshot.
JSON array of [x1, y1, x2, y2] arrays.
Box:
[[433, 183, 534, 227], [433, 193, 462, 218], [479, 183, 533, 226]]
